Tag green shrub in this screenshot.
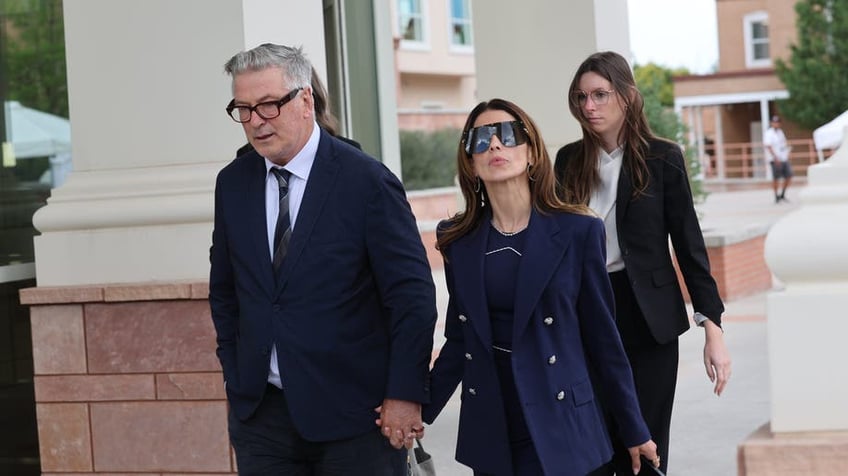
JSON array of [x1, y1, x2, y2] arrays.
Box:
[[400, 128, 461, 190]]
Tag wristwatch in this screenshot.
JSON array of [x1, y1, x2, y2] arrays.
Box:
[[693, 312, 710, 327]]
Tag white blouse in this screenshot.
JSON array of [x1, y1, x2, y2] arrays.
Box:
[[588, 147, 625, 273]]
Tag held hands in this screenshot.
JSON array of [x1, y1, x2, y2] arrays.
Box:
[[703, 320, 732, 396], [628, 439, 660, 475], [374, 399, 424, 449]]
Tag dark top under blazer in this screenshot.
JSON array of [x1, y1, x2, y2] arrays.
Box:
[[209, 129, 437, 442], [423, 210, 649, 476], [555, 139, 724, 344]]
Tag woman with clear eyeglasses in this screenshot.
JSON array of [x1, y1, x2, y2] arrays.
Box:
[[555, 51, 732, 475], [422, 98, 660, 476]]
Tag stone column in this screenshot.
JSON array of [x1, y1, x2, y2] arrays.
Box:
[[24, 1, 326, 474], [738, 127, 848, 474], [33, 0, 326, 287]]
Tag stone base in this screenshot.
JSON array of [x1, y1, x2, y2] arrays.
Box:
[[738, 423, 848, 475], [20, 281, 235, 474]]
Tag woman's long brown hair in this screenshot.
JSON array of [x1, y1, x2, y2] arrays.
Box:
[[560, 51, 655, 205], [437, 98, 590, 256]]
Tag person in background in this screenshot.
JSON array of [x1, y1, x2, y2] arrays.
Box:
[[236, 65, 359, 157], [210, 43, 436, 475], [763, 114, 792, 203], [555, 51, 732, 475], [423, 98, 659, 476]]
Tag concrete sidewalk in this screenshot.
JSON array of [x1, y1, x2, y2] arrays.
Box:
[[422, 183, 802, 475]]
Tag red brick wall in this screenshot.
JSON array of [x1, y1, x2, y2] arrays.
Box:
[[21, 283, 236, 475], [675, 234, 773, 304]]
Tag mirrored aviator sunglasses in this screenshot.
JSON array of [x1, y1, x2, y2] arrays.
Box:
[[464, 120, 529, 154]]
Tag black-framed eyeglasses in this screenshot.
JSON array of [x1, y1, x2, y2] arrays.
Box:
[[226, 88, 303, 123], [463, 120, 529, 155], [570, 89, 615, 107]]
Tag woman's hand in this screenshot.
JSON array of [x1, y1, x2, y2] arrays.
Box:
[[703, 320, 732, 395], [627, 439, 659, 474]]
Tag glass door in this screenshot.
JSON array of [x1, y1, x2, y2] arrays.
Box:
[[1, 1, 68, 474]]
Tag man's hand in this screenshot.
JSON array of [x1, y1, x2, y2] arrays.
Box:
[[703, 320, 731, 396], [375, 399, 423, 449]]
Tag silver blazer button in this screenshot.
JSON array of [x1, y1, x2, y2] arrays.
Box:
[[458, 314, 467, 322], [556, 390, 565, 400], [548, 355, 557, 365], [544, 317, 554, 325]]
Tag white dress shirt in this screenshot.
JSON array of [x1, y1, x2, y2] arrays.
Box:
[[263, 121, 320, 388]]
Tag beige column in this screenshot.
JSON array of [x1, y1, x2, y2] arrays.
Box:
[[738, 129, 848, 474], [24, 2, 329, 474], [32, 0, 326, 286], [472, 0, 631, 153]]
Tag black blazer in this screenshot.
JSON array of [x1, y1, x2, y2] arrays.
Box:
[[555, 139, 724, 344], [209, 130, 437, 441]]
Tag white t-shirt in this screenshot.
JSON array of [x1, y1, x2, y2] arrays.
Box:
[[763, 127, 789, 162]]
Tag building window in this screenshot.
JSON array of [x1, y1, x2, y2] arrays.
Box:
[[449, 0, 473, 50], [398, 0, 427, 48], [744, 11, 770, 68]]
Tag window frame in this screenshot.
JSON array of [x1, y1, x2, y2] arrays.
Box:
[[447, 0, 473, 53], [397, 0, 430, 51], [744, 11, 771, 68]]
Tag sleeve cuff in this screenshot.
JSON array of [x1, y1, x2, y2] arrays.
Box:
[[693, 312, 710, 327]]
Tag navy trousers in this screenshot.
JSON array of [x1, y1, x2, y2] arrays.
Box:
[[228, 384, 407, 475]]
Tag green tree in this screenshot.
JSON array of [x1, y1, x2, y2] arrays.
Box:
[[634, 63, 707, 203], [776, 0, 848, 129], [2, 0, 67, 117], [633, 62, 689, 107]]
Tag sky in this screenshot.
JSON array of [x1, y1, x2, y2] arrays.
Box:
[[628, 0, 719, 73]]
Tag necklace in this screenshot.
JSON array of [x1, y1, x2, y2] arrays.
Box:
[[491, 221, 526, 237]]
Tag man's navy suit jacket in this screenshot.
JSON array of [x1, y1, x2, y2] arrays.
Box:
[[209, 129, 437, 442]]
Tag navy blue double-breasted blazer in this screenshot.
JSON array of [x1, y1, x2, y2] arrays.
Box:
[[209, 129, 437, 442], [423, 209, 649, 475]]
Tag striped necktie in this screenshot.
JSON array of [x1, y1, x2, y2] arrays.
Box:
[[271, 168, 292, 271]]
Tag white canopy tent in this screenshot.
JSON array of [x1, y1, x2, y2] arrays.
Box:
[[3, 101, 72, 187], [4, 100, 71, 159]]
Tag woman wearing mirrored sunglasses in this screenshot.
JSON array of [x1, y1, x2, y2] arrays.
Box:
[[555, 51, 732, 475], [423, 98, 659, 476]]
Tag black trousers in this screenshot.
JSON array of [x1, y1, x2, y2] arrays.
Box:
[[596, 270, 678, 475], [228, 384, 407, 476]]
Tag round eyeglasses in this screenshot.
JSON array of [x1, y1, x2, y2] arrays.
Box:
[[226, 88, 303, 123], [570, 89, 615, 107]]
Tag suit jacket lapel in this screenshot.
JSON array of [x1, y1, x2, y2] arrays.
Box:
[[276, 131, 340, 294], [616, 159, 633, 225], [450, 219, 493, 353], [512, 210, 570, 342]]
